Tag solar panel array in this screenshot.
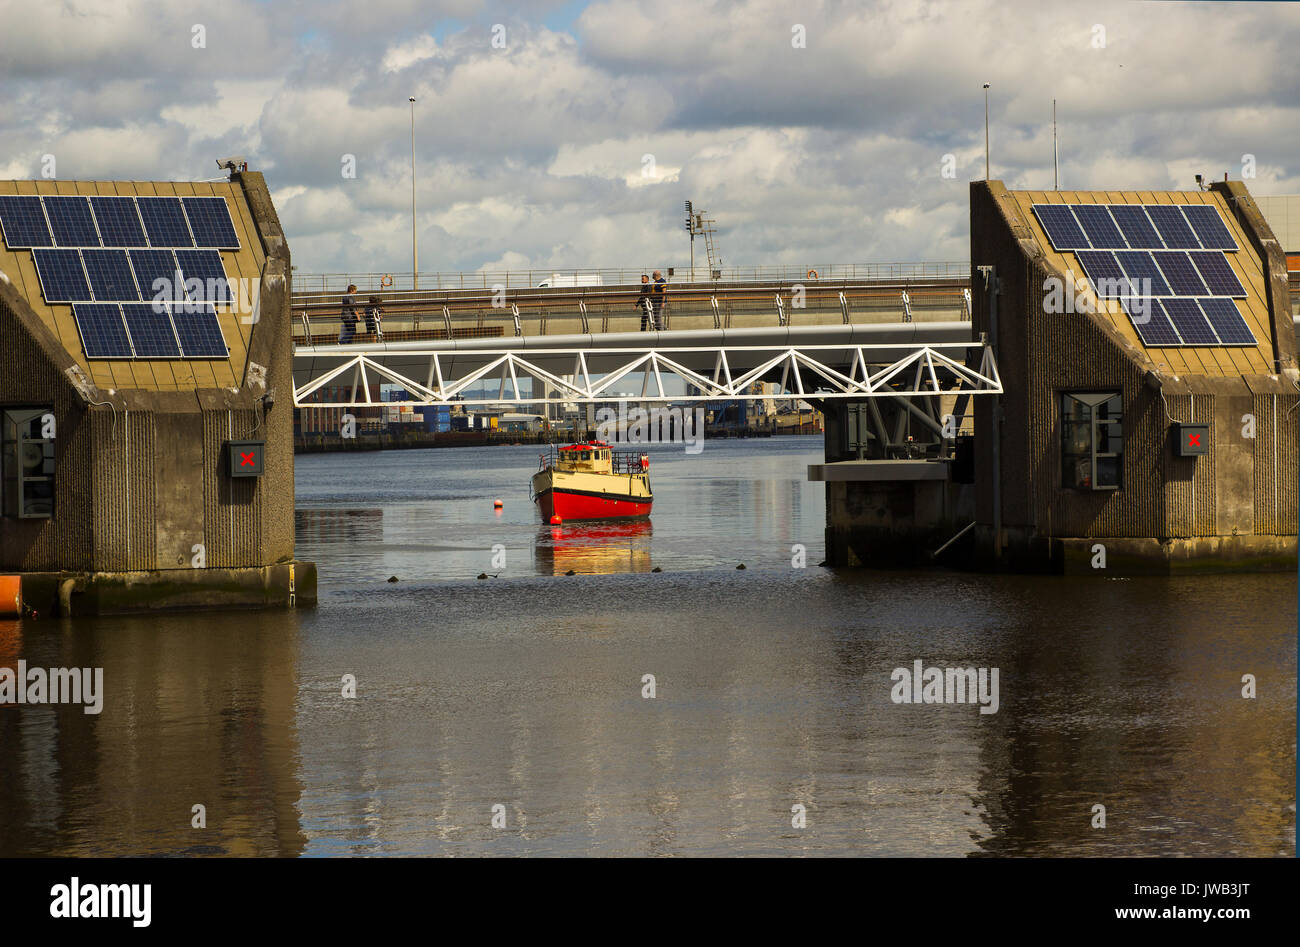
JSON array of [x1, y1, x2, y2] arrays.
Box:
[[1032, 202, 1257, 348], [0, 193, 237, 360]]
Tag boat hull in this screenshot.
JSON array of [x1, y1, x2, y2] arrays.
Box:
[[532, 468, 652, 520]]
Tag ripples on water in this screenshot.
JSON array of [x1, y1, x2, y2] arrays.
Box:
[[0, 438, 1294, 856]]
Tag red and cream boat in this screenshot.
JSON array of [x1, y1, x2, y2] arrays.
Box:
[[532, 441, 652, 521]]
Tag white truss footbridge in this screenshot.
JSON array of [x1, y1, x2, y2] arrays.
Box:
[[292, 322, 1001, 407]]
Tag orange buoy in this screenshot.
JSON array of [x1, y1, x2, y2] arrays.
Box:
[[0, 575, 21, 617], [493, 499, 503, 509], [550, 514, 562, 525]]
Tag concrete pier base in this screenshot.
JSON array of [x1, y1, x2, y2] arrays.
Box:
[[13, 561, 317, 618]]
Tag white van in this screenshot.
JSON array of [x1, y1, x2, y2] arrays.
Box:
[[536, 273, 604, 288]]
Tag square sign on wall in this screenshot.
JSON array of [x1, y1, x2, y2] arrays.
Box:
[[1174, 422, 1209, 457], [228, 440, 265, 477]]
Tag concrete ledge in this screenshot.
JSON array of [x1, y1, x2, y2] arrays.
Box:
[[1055, 535, 1297, 576], [13, 561, 317, 617], [809, 459, 949, 482]]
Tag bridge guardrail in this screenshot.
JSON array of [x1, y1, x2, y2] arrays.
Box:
[[292, 280, 972, 346], [291, 262, 971, 294]]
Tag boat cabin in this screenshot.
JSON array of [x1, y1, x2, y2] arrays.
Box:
[[557, 442, 613, 473]]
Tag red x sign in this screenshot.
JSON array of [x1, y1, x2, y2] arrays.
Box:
[[1187, 434, 1200, 447], [239, 451, 256, 467]]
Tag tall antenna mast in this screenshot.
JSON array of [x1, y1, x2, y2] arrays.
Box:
[[1053, 99, 1059, 190]]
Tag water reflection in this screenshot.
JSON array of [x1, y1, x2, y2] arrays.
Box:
[[533, 520, 654, 576], [0, 613, 305, 857]]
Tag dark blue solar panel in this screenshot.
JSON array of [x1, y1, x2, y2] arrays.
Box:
[[1146, 205, 1201, 249], [43, 196, 101, 247], [1109, 205, 1164, 249], [1154, 251, 1209, 296], [1032, 204, 1090, 250], [1182, 205, 1237, 251], [1198, 298, 1256, 345], [1187, 250, 1245, 297], [1159, 298, 1217, 345], [135, 196, 193, 247], [171, 302, 229, 357], [32, 248, 91, 302], [0, 195, 53, 248], [72, 303, 133, 359], [120, 303, 181, 357], [81, 248, 140, 301], [128, 249, 181, 304], [1075, 250, 1134, 299], [174, 249, 231, 304], [1123, 297, 1181, 346], [1115, 251, 1172, 297], [181, 197, 239, 249], [89, 196, 147, 247], [1072, 205, 1127, 249]]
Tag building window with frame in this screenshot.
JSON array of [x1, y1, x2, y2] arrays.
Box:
[[1061, 392, 1122, 490], [1, 407, 56, 518]]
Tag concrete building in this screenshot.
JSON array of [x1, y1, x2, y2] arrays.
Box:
[[0, 173, 315, 613], [822, 180, 1297, 575]]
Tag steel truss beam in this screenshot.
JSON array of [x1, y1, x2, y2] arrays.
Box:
[[293, 342, 1002, 407]]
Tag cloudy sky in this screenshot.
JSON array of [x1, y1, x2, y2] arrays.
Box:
[[2, 0, 1298, 278]]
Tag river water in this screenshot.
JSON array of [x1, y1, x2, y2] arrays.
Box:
[[0, 437, 1294, 856]]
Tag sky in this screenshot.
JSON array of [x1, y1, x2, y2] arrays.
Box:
[[1, 0, 1298, 278]]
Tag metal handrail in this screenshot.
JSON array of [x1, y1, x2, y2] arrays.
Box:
[[291, 262, 972, 293]]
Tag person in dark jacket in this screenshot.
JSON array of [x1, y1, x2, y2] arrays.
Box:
[[651, 270, 667, 329], [636, 274, 654, 330], [338, 284, 359, 343]]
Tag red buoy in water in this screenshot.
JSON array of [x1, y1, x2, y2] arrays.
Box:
[[493, 499, 503, 509], [550, 514, 562, 525]]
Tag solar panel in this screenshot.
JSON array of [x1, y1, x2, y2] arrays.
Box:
[[1109, 205, 1164, 249], [128, 249, 181, 304], [72, 303, 133, 359], [1115, 250, 1173, 297], [1032, 204, 1090, 250], [1153, 251, 1209, 296], [171, 302, 229, 357], [1075, 250, 1134, 299], [32, 248, 91, 302], [0, 195, 53, 248], [81, 248, 140, 301], [120, 303, 181, 357], [1198, 298, 1256, 345], [1182, 205, 1237, 251], [174, 248, 231, 304], [1123, 297, 1181, 346], [89, 196, 147, 247], [182, 197, 239, 249], [1159, 298, 1217, 345], [1072, 205, 1128, 249], [43, 196, 101, 247], [135, 196, 193, 247], [1146, 205, 1201, 249], [1187, 250, 1245, 297]]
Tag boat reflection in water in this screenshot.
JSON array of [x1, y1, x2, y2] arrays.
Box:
[[534, 519, 654, 576]]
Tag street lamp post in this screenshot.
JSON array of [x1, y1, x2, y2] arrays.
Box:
[[983, 82, 990, 180], [409, 96, 418, 290]]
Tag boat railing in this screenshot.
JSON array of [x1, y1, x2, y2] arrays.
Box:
[[611, 451, 649, 474]]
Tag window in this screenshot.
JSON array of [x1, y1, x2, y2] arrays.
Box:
[[1061, 392, 1122, 490], [2, 408, 56, 518]]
